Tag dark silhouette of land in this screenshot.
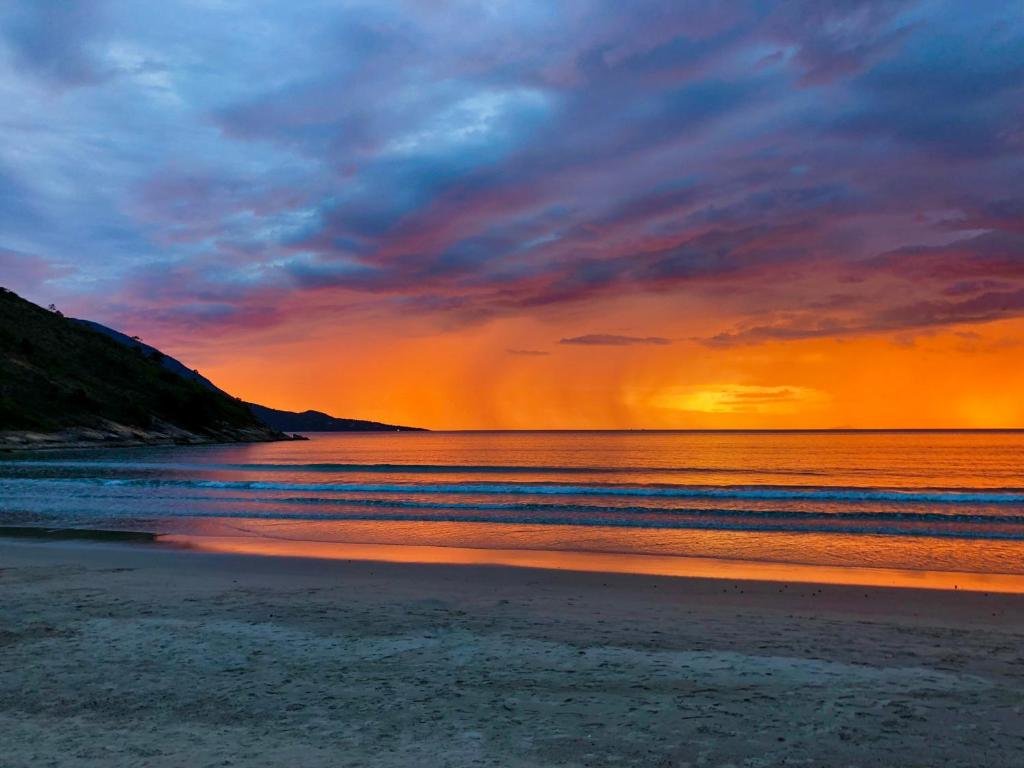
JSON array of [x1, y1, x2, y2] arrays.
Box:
[[76, 317, 422, 432], [0, 288, 418, 449], [247, 402, 423, 432]]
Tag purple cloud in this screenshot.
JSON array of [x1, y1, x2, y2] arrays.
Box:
[[866, 232, 1024, 281], [0, 0, 1021, 346], [561, 334, 671, 346], [706, 288, 1024, 347], [0, 247, 73, 296]]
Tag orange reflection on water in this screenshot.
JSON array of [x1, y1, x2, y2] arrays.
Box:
[[161, 533, 1024, 594], [169, 517, 1024, 576]]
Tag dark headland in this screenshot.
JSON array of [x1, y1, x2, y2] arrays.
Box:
[[0, 288, 419, 450], [76, 316, 423, 433], [246, 402, 423, 433]]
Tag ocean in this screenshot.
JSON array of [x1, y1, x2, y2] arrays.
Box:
[[3, 430, 1024, 583]]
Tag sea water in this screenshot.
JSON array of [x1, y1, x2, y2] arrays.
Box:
[[3, 430, 1024, 578]]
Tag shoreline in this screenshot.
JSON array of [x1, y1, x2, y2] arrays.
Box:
[[7, 525, 1024, 594], [2, 537, 1024, 766], [0, 430, 306, 453], [6, 536, 1024, 621], [163, 531, 1024, 594]]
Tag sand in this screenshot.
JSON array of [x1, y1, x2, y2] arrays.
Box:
[[2, 539, 1024, 767]]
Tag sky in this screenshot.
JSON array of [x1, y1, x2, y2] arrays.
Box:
[[1, 0, 1023, 429]]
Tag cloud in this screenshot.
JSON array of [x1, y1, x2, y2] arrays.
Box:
[[0, 247, 73, 293], [832, 17, 1024, 159], [762, 0, 917, 85], [706, 287, 1024, 346], [560, 334, 671, 346], [0, 1, 109, 88], [0, 0, 1021, 346], [866, 232, 1024, 281]]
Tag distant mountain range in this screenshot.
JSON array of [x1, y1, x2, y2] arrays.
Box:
[[246, 403, 422, 433], [0, 288, 421, 449]]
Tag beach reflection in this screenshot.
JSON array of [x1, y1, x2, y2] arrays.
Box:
[[162, 531, 1024, 593], [162, 516, 1024, 574]]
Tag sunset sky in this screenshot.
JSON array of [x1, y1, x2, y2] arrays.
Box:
[[2, 1, 1023, 429]]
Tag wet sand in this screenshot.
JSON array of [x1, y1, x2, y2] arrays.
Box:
[[2, 539, 1024, 767]]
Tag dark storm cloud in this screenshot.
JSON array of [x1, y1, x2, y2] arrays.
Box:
[[866, 232, 1024, 281], [706, 288, 1024, 347], [0, 0, 1022, 341]]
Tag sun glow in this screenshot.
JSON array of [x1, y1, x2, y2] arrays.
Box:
[[184, 314, 1024, 430], [652, 384, 829, 415]]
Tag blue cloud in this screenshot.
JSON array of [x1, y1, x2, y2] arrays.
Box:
[[0, 0, 108, 87], [0, 0, 1021, 341]]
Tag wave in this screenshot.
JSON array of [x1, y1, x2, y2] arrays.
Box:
[[9, 484, 1024, 524], [223, 496, 1024, 525], [12, 504, 1024, 541], [81, 478, 1024, 504], [0, 460, 828, 476]]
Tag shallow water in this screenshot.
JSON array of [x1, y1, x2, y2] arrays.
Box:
[[3, 430, 1024, 577]]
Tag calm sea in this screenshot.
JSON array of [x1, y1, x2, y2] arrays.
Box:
[[3, 431, 1024, 580]]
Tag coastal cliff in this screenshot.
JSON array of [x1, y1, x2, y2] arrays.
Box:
[[0, 288, 290, 449]]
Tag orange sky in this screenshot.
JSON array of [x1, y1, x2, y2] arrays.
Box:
[[6, 3, 1022, 430], [173, 309, 1024, 431]]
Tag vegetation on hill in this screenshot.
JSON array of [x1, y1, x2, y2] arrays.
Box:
[[0, 287, 280, 440]]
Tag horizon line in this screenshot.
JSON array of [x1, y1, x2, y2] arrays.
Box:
[[327, 427, 1024, 433]]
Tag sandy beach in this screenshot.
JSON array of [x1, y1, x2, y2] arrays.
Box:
[[3, 539, 1024, 767]]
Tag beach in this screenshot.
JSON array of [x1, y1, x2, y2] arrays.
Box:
[[3, 539, 1024, 767], [5, 2, 1023, 764]]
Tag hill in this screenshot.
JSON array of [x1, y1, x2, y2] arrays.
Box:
[[246, 403, 423, 432], [0, 288, 287, 449], [73, 318, 422, 433], [72, 319, 223, 393]]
